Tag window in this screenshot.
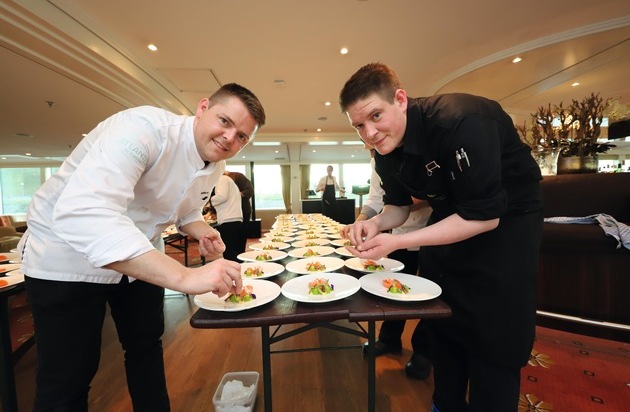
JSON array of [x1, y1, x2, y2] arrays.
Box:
[[252, 164, 284, 209], [0, 168, 43, 214], [342, 163, 372, 202]]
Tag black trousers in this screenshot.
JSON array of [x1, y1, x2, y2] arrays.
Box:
[[378, 248, 432, 358], [25, 275, 170, 412], [216, 220, 245, 262]]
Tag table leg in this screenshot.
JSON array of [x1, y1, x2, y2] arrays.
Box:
[[0, 294, 19, 412], [261, 326, 272, 412], [367, 320, 376, 412]]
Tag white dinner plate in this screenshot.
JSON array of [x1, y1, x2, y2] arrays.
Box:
[[0, 263, 21, 275], [344, 257, 404, 273], [0, 270, 25, 290], [281, 273, 361, 303], [285, 256, 345, 275], [194, 279, 281, 312], [294, 229, 326, 236], [288, 246, 335, 258], [240, 261, 285, 279], [360, 273, 442, 302], [293, 234, 329, 241], [291, 238, 330, 248], [330, 238, 353, 247], [260, 236, 295, 243], [334, 246, 356, 257], [0, 252, 19, 263], [237, 250, 288, 262], [248, 242, 291, 251]]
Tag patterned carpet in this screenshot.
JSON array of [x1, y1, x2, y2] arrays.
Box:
[[519, 326, 630, 412]]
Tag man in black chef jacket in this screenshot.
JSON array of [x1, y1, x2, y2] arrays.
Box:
[[339, 63, 543, 412]]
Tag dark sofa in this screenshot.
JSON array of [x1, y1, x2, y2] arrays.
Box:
[[537, 172, 630, 341]]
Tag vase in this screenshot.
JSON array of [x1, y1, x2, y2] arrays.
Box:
[[531, 148, 561, 175], [557, 155, 598, 174]]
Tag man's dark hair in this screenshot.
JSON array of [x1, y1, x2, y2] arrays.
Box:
[[209, 83, 266, 127], [339, 63, 402, 112]]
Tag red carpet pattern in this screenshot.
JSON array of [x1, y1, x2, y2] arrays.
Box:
[[519, 327, 630, 412]]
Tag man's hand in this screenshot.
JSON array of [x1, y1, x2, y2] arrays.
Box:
[[184, 258, 242, 297], [347, 232, 396, 260], [198, 228, 226, 258]]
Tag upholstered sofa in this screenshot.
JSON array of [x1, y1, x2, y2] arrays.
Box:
[[537, 172, 630, 340], [0, 215, 25, 253]]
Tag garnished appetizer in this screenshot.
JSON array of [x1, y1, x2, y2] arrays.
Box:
[[303, 248, 319, 257], [343, 240, 352, 246], [0, 279, 8, 287], [306, 261, 326, 272], [383, 277, 411, 294], [243, 266, 264, 277], [263, 244, 278, 250], [305, 241, 319, 247], [363, 259, 385, 271], [308, 278, 334, 295], [224, 285, 256, 303], [306, 234, 319, 239], [255, 253, 272, 261], [271, 237, 283, 242]]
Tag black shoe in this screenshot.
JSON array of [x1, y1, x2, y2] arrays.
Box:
[[362, 340, 402, 357], [405, 354, 432, 380]]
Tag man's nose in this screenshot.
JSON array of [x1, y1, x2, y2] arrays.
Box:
[[364, 123, 378, 141]]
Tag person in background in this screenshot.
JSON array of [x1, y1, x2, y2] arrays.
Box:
[[344, 144, 434, 379], [20, 83, 265, 411], [211, 172, 244, 262], [315, 164, 343, 219], [339, 63, 543, 412], [226, 171, 254, 223]]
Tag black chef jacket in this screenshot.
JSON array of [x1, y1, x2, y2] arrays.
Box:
[[375, 93, 543, 368]]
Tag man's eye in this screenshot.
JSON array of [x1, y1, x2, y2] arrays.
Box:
[[219, 117, 228, 125], [372, 112, 381, 121], [238, 134, 249, 143]]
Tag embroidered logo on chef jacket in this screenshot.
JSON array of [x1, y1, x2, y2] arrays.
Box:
[[201, 191, 209, 201], [120, 138, 149, 166]]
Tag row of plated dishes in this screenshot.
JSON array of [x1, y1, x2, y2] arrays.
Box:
[[195, 214, 442, 312]]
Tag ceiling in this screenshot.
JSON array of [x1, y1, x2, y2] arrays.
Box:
[[1, 0, 629, 166]]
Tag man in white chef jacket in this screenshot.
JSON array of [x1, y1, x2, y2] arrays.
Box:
[[19, 83, 265, 411]]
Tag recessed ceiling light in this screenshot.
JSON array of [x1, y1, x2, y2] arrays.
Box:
[[324, 101, 331, 106], [571, 82, 580, 87], [340, 47, 349, 55], [252, 141, 281, 146], [312, 149, 316, 153], [512, 57, 522, 63], [241, 155, 246, 158], [316, 128, 322, 132], [308, 141, 338, 146], [342, 141, 364, 145], [25, 153, 32, 156], [274, 150, 279, 154], [147, 44, 158, 51]]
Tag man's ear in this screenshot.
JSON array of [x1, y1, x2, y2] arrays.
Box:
[[394, 89, 408, 110]]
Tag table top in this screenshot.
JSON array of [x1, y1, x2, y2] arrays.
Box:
[[190, 257, 451, 329]]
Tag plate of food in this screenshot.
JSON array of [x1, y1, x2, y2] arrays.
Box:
[[334, 246, 356, 257], [0, 263, 21, 275], [237, 250, 288, 262], [0, 252, 20, 264], [293, 234, 328, 241], [359, 272, 442, 301], [240, 261, 285, 279], [248, 242, 291, 251], [344, 257, 404, 273], [260, 235, 295, 243], [0, 270, 24, 290], [288, 246, 335, 258], [285, 256, 345, 275], [281, 273, 361, 303], [330, 238, 353, 247], [291, 238, 330, 248], [194, 279, 281, 312]]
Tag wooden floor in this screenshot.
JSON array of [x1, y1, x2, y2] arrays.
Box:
[[10, 290, 434, 412]]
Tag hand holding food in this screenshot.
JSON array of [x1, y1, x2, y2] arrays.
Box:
[[224, 285, 256, 303]]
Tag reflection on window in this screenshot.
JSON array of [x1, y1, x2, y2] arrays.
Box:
[[252, 164, 284, 209]]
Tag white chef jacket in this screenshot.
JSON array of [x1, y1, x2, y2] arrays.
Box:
[[21, 106, 224, 283], [362, 159, 432, 251], [210, 174, 243, 225]]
